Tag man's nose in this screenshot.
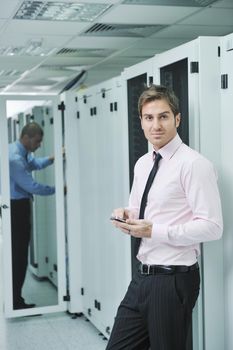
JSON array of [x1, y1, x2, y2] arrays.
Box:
[[152, 118, 160, 129]]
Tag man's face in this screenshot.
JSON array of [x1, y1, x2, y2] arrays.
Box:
[[140, 99, 180, 150], [27, 134, 43, 152]]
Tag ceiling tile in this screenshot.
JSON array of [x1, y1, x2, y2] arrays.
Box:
[[0, 56, 45, 70], [0, 33, 73, 49], [212, 0, 233, 8], [44, 56, 105, 66], [100, 5, 200, 24], [180, 8, 233, 25], [67, 36, 138, 49], [153, 24, 233, 38], [4, 19, 89, 36], [122, 0, 217, 5], [0, 20, 7, 31], [0, 1, 20, 19], [130, 37, 189, 49], [120, 48, 161, 57]]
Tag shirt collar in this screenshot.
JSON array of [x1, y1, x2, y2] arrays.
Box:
[[153, 134, 182, 161], [16, 140, 28, 158]]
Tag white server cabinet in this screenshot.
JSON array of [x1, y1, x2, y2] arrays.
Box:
[[65, 77, 131, 337], [220, 32, 233, 350], [121, 57, 155, 275], [60, 91, 83, 314], [152, 37, 224, 350], [119, 36, 224, 350]]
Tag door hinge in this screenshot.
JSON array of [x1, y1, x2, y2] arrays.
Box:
[[58, 101, 66, 111], [221, 74, 228, 89], [190, 62, 199, 73], [148, 76, 153, 85], [106, 326, 111, 335], [31, 262, 38, 268], [63, 294, 70, 302]]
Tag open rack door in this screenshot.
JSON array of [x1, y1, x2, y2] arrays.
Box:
[[0, 94, 67, 318]]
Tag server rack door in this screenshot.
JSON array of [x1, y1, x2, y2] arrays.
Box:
[[214, 34, 233, 350], [42, 107, 57, 287], [31, 106, 48, 278], [220, 33, 233, 350], [160, 58, 189, 146], [153, 37, 224, 350], [160, 58, 193, 350], [127, 73, 148, 275], [154, 39, 202, 350], [62, 91, 83, 314], [98, 79, 131, 337], [76, 89, 100, 323], [0, 95, 67, 318]]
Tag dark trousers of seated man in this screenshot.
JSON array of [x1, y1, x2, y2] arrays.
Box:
[[11, 198, 31, 308], [106, 266, 200, 350]]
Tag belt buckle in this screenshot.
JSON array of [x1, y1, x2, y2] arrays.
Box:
[[140, 264, 150, 275], [162, 266, 174, 274]]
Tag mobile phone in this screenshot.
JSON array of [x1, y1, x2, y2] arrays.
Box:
[[110, 216, 127, 223]]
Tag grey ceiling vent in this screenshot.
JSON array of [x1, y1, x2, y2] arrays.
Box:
[[82, 23, 166, 38], [56, 48, 115, 57], [122, 0, 218, 6]]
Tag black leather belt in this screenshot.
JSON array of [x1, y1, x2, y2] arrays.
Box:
[[139, 262, 199, 275]]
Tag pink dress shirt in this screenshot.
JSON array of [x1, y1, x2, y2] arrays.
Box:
[[129, 134, 223, 266]]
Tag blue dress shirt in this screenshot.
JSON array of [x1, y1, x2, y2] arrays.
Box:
[[9, 140, 55, 199]]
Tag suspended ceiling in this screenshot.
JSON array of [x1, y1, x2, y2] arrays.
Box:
[[0, 0, 233, 94]]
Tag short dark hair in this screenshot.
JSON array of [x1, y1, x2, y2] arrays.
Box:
[[20, 122, 44, 139], [138, 84, 180, 117]]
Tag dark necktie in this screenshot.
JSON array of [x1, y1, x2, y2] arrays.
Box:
[[134, 152, 162, 256]]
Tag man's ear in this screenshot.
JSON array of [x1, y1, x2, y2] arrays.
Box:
[[175, 113, 181, 128], [140, 116, 144, 130]]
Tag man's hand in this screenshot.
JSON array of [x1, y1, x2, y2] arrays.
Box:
[[111, 208, 130, 221], [112, 218, 153, 238]]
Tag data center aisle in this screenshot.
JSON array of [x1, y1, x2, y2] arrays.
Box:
[[0, 232, 107, 350]]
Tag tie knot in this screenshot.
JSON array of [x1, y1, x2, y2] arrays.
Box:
[[154, 152, 162, 164]]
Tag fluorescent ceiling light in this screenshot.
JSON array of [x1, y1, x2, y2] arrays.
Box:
[[14, 1, 111, 22], [0, 40, 56, 57]]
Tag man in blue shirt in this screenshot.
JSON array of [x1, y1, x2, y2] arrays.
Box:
[[9, 122, 55, 309]]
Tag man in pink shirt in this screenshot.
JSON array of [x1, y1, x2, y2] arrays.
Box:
[[107, 85, 223, 350]]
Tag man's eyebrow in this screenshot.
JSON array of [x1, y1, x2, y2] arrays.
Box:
[[142, 113, 153, 117], [158, 111, 170, 115], [142, 110, 170, 117]]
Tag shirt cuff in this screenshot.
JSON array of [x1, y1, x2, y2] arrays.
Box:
[[47, 157, 54, 165], [151, 223, 170, 243]]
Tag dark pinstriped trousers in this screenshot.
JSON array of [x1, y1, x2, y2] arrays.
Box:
[[106, 267, 200, 350]]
